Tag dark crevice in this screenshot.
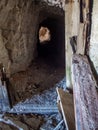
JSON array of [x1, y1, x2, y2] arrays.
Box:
[[70, 36, 77, 54], [89, 0, 93, 35], [37, 16, 65, 68], [80, 0, 83, 23]]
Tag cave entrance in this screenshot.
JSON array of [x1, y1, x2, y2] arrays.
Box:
[[4, 13, 65, 109], [8, 15, 66, 105], [37, 17, 65, 68], [0, 2, 66, 129]]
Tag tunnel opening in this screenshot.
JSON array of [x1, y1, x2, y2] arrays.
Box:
[[37, 17, 65, 68], [3, 10, 66, 114], [7, 14, 65, 105], [0, 1, 66, 130]]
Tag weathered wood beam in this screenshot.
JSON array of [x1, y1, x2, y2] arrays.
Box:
[[72, 54, 98, 130], [66, 0, 91, 88], [57, 88, 75, 130], [65, 0, 80, 88], [76, 23, 84, 54], [76, 0, 90, 55]]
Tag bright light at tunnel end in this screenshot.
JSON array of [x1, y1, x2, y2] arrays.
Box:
[[39, 26, 51, 44]]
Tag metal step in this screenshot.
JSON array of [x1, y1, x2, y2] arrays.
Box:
[[9, 104, 58, 114], [0, 81, 10, 112]]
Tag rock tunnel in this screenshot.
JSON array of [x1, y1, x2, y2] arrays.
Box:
[[37, 17, 65, 68], [0, 0, 98, 130], [4, 2, 66, 105], [0, 1, 66, 129]]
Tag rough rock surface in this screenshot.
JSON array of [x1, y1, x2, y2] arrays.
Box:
[[8, 57, 65, 104], [89, 0, 98, 74], [0, 0, 39, 74], [0, 0, 65, 129], [0, 114, 43, 130], [0, 122, 18, 130], [0, 0, 64, 75], [0, 113, 65, 130]]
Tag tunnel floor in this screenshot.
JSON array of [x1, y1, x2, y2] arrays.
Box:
[[0, 56, 66, 130], [10, 56, 65, 103]]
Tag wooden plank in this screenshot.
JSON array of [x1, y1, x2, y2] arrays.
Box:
[[71, 0, 80, 36], [76, 23, 85, 55], [72, 54, 98, 130], [65, 0, 80, 88], [82, 0, 89, 22], [76, 0, 90, 55], [57, 88, 75, 130], [65, 2, 73, 88]]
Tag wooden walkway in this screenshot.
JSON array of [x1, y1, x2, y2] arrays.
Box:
[[57, 88, 75, 130]]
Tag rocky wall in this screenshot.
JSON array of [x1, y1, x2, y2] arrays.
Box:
[[0, 0, 40, 75], [89, 0, 98, 74], [0, 0, 65, 75]]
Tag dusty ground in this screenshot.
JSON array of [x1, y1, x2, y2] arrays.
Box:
[[9, 57, 65, 104], [0, 112, 66, 130]]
